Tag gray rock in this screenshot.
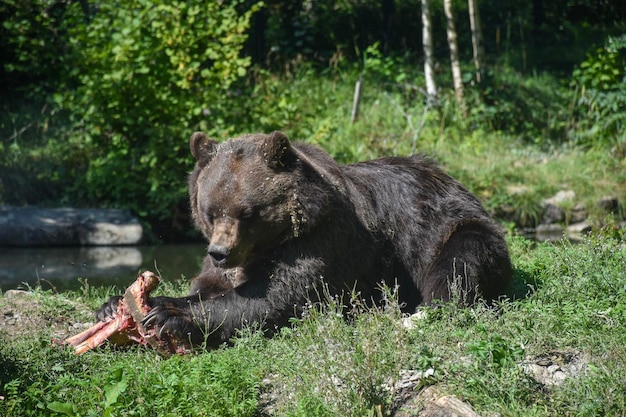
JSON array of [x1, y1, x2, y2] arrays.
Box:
[[521, 350, 589, 387], [0, 206, 143, 246], [566, 221, 592, 237], [541, 191, 576, 225], [598, 196, 619, 214], [3, 289, 31, 298], [393, 385, 487, 417], [535, 224, 564, 242], [541, 203, 565, 225], [401, 310, 429, 330], [547, 190, 576, 205], [570, 204, 588, 224]]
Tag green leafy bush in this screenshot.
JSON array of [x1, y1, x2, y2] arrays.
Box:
[[56, 0, 260, 226], [570, 34, 626, 148], [0, 0, 80, 96]]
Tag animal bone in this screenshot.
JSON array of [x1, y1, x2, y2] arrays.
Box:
[[64, 271, 190, 355]]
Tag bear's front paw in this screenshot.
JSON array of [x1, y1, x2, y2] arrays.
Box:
[[95, 295, 123, 322], [142, 299, 196, 342]]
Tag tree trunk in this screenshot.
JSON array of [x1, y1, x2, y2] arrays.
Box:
[[443, 0, 466, 116], [532, 0, 545, 45], [467, 0, 484, 83], [421, 0, 437, 105], [382, 0, 395, 54], [249, 6, 267, 66]]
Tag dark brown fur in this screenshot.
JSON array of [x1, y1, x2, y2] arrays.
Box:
[[97, 131, 512, 348]]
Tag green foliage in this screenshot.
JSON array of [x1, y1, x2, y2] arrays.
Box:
[[570, 34, 626, 148], [465, 329, 525, 370], [573, 35, 626, 91], [461, 68, 572, 146], [1, 338, 264, 416], [361, 42, 409, 84], [47, 366, 128, 417], [56, 0, 260, 221], [0, 0, 80, 96], [0, 1, 81, 206], [1, 3, 625, 237]]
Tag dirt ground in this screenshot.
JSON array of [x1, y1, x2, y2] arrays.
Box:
[[0, 289, 94, 343]]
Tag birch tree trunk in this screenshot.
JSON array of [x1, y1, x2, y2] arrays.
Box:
[[421, 0, 437, 105], [443, 0, 466, 116], [468, 0, 485, 83]]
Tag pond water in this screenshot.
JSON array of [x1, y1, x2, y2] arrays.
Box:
[[0, 244, 207, 292]]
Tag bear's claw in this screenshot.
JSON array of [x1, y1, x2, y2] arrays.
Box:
[[95, 295, 123, 321], [142, 303, 196, 342]]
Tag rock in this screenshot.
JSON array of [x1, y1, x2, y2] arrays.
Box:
[[541, 204, 565, 225], [506, 185, 531, 196], [566, 221, 592, 241], [393, 385, 488, 417], [521, 350, 588, 387], [3, 289, 32, 298], [0, 206, 143, 246], [598, 196, 619, 214], [402, 310, 429, 330], [390, 371, 490, 417], [393, 369, 436, 391], [547, 190, 576, 205], [535, 224, 564, 242], [541, 191, 576, 225], [570, 204, 587, 224]]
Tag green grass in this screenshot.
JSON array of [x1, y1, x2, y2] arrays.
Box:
[[1, 234, 626, 416]]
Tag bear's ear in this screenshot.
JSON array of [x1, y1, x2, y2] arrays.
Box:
[[262, 131, 294, 170], [190, 131, 218, 167]]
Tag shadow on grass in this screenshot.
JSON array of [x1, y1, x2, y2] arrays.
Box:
[[509, 266, 542, 302]]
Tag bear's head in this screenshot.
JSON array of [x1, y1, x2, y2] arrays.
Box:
[[188, 131, 303, 268]]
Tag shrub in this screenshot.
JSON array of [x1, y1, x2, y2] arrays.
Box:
[[55, 0, 260, 227], [569, 34, 626, 149]]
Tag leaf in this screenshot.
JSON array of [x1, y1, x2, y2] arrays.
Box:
[[47, 402, 78, 416], [103, 379, 128, 408]]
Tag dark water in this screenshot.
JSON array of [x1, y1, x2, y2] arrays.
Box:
[[0, 229, 579, 293], [0, 244, 207, 292]]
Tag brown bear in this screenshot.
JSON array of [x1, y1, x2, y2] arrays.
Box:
[[97, 131, 512, 348]]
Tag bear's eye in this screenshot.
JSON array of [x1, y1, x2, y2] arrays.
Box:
[[205, 213, 215, 226]]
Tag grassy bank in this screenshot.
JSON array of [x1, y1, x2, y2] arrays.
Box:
[[247, 67, 626, 231], [1, 234, 625, 416]]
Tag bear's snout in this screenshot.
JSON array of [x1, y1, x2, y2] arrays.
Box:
[[208, 244, 230, 266]]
